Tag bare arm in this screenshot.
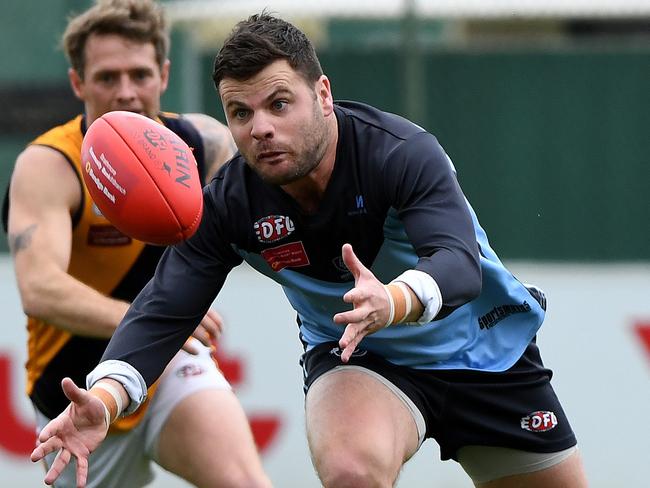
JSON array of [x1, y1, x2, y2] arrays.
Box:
[[182, 113, 237, 182], [8, 146, 129, 338]]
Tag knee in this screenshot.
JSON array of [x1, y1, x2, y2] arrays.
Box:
[[317, 451, 391, 488]]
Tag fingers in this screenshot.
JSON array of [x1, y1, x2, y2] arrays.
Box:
[[61, 377, 88, 406], [335, 296, 388, 361], [190, 309, 224, 351], [37, 403, 73, 443], [334, 282, 390, 328], [342, 286, 363, 305], [200, 309, 222, 340], [75, 455, 89, 488], [338, 323, 367, 363], [341, 243, 367, 281], [31, 436, 63, 462], [181, 339, 200, 355], [205, 309, 225, 336], [333, 306, 368, 325], [44, 448, 71, 485]]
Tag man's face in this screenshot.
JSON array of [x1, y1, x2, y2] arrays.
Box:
[[69, 33, 169, 125], [219, 59, 334, 186]]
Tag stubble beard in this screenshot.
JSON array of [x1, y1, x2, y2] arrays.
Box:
[[250, 103, 330, 186]]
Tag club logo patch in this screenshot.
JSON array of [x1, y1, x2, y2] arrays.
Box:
[[520, 410, 558, 432], [176, 364, 205, 378], [254, 215, 295, 243], [87, 224, 131, 246], [261, 241, 309, 271]]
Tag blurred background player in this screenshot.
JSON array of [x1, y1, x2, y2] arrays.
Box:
[[3, 1, 271, 487]]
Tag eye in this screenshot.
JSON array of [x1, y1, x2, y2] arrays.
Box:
[[132, 69, 152, 82], [96, 72, 116, 84], [272, 100, 288, 111], [232, 108, 249, 120]]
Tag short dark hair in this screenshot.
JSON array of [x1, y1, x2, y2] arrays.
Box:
[[213, 13, 323, 89]]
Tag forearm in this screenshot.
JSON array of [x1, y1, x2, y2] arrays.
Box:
[[386, 132, 481, 309], [18, 262, 129, 338], [97, 240, 232, 387]]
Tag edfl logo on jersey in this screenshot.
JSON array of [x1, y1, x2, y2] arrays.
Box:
[[254, 215, 295, 243]]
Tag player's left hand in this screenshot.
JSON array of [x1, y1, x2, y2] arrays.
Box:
[[30, 378, 109, 487], [183, 308, 224, 354], [333, 243, 391, 362]]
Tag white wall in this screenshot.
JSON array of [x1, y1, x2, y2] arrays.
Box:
[[1, 256, 649, 487]]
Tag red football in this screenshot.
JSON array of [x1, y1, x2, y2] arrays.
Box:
[[81, 111, 203, 245]]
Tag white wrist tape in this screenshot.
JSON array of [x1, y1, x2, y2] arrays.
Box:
[[382, 285, 395, 328], [394, 282, 413, 323], [93, 381, 125, 420], [100, 402, 111, 428], [392, 269, 442, 324]]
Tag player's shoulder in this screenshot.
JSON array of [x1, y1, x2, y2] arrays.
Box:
[[31, 115, 84, 148], [209, 151, 247, 183], [334, 100, 427, 142], [13, 143, 81, 190], [20, 114, 85, 171], [163, 111, 228, 138], [7, 136, 82, 229], [159, 111, 196, 135], [177, 112, 227, 130]]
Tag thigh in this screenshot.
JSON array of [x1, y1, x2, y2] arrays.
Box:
[[303, 343, 420, 485], [150, 344, 268, 487], [34, 407, 153, 488], [141, 343, 231, 458]]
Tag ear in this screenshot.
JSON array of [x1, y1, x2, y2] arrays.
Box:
[[316, 75, 334, 116], [160, 59, 171, 93], [68, 68, 85, 101]]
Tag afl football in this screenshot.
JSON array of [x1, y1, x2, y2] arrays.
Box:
[[81, 111, 203, 245]]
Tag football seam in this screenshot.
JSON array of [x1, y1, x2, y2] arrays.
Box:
[[183, 197, 204, 239], [102, 117, 184, 234]]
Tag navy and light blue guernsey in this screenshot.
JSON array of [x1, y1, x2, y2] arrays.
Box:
[[94, 101, 546, 398]]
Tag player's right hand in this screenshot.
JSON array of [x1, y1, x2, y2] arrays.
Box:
[[30, 377, 109, 487], [333, 243, 392, 362], [183, 308, 224, 355]]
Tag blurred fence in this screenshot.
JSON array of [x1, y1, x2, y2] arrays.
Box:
[[1, 1, 648, 258]]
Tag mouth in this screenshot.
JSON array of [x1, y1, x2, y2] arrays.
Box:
[[256, 151, 286, 164]]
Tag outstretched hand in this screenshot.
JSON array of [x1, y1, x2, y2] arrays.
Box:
[[333, 243, 391, 362], [31, 377, 109, 487], [183, 308, 224, 354]]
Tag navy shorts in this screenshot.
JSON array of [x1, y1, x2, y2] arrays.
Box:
[[301, 340, 577, 461]]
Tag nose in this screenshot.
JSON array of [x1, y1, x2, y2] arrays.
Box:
[[115, 75, 137, 103], [250, 111, 274, 140]]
